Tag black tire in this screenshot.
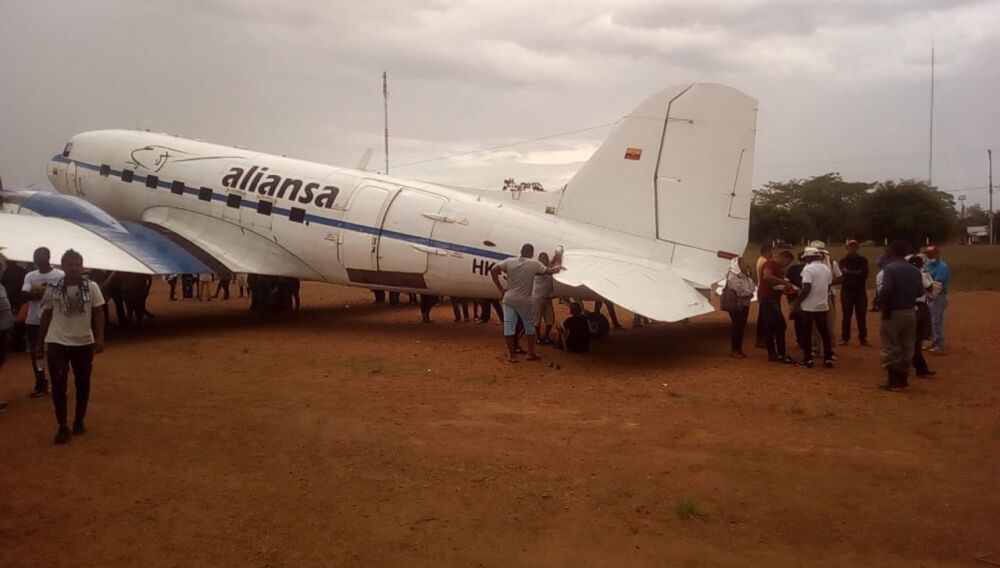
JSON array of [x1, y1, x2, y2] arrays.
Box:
[[586, 312, 610, 339]]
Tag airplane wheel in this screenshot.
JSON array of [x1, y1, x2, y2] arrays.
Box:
[[586, 312, 610, 339]]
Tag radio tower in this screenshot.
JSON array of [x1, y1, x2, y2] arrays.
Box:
[[382, 72, 389, 175], [928, 44, 934, 186]]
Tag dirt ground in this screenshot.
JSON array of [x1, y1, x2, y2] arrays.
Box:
[[1, 282, 998, 567]]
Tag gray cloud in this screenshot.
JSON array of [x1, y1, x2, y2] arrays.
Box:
[[1, 0, 997, 208]]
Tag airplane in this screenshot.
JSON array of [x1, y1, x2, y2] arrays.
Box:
[[1, 82, 757, 331]]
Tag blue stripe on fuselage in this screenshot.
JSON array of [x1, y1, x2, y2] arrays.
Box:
[[52, 154, 513, 262]]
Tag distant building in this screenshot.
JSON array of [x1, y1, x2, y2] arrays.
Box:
[[966, 225, 989, 244]]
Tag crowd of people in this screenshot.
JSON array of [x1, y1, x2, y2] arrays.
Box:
[[722, 238, 951, 390], [0, 236, 953, 444]]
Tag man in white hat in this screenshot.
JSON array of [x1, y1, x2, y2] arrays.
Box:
[[808, 240, 842, 357], [790, 247, 835, 368]]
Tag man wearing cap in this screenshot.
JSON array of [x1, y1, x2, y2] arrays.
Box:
[[789, 248, 835, 368], [925, 246, 950, 355], [839, 240, 870, 346], [808, 241, 842, 357], [876, 240, 926, 391]]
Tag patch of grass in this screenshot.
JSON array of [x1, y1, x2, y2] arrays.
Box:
[[675, 498, 709, 521], [341, 354, 395, 376]]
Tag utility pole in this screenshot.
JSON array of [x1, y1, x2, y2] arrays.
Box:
[[382, 71, 389, 175], [928, 44, 934, 186], [989, 148, 994, 245], [958, 194, 966, 218]]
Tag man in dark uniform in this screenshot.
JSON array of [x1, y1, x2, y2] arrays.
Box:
[[839, 240, 870, 346], [877, 240, 925, 391]]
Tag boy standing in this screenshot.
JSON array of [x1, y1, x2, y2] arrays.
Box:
[[22, 247, 65, 397], [35, 250, 105, 445]]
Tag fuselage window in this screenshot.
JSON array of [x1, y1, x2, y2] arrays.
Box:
[[99, 164, 110, 177], [62, 143, 73, 158], [171, 181, 185, 195], [289, 207, 306, 223], [226, 193, 242, 209], [146, 175, 159, 189], [198, 187, 213, 201], [257, 200, 273, 216], [121, 169, 134, 183]]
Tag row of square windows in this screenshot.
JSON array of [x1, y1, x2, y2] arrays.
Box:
[[98, 164, 307, 223]]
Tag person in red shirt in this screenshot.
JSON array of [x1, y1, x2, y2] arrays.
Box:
[[757, 250, 796, 363]]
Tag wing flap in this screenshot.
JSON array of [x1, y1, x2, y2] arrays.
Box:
[[554, 249, 714, 322]]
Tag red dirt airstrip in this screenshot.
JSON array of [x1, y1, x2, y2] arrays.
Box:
[[1, 282, 998, 567]]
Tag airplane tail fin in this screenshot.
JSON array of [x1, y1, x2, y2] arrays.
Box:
[[556, 83, 757, 259]]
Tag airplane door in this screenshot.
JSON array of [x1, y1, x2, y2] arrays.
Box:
[[340, 185, 390, 270], [65, 161, 82, 197], [378, 190, 446, 273]]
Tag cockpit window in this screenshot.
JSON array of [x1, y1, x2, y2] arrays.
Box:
[[62, 143, 73, 158]]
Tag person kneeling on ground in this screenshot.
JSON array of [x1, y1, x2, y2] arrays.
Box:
[[554, 303, 591, 354], [35, 249, 106, 444]]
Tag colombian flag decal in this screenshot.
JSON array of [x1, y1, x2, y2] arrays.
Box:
[[624, 147, 642, 160]]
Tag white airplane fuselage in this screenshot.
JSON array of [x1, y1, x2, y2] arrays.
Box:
[[47, 129, 653, 300]]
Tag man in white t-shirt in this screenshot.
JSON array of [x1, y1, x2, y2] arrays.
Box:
[[490, 244, 562, 363], [790, 247, 834, 368], [21, 247, 65, 397], [36, 249, 106, 445]]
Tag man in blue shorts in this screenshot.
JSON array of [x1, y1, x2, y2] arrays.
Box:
[[491, 244, 562, 362]]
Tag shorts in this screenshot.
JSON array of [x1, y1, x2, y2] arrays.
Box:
[[532, 297, 554, 326], [502, 303, 535, 337]]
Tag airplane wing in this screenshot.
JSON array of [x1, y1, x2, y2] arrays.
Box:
[[141, 207, 323, 279], [554, 249, 714, 322], [0, 215, 154, 274], [3, 190, 320, 278], [2, 190, 216, 275]]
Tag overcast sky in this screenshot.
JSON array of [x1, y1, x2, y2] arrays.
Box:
[[2, 0, 997, 208]]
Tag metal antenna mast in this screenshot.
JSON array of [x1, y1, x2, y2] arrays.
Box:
[[928, 44, 934, 186], [382, 71, 389, 175], [990, 148, 994, 245]]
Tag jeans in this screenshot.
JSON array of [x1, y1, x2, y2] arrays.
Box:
[[759, 299, 787, 358], [451, 297, 469, 320], [800, 310, 833, 362], [47, 343, 95, 426], [26, 324, 47, 388], [503, 303, 535, 336], [841, 287, 868, 341], [727, 307, 749, 353], [929, 295, 948, 349]]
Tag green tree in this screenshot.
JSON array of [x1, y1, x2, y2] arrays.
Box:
[[750, 173, 870, 244], [866, 179, 956, 244]]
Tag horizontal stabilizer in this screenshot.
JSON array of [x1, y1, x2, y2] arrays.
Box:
[[554, 249, 714, 323]]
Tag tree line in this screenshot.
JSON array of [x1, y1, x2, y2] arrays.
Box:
[[749, 173, 962, 245]]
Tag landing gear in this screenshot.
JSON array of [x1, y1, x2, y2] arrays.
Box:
[[586, 311, 610, 339]]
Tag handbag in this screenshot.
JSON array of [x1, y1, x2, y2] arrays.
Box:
[[720, 286, 739, 312]]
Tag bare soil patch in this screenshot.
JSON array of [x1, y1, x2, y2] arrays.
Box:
[[1, 283, 998, 567]]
